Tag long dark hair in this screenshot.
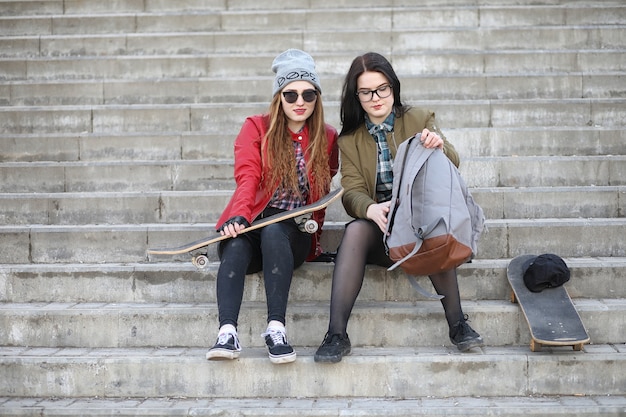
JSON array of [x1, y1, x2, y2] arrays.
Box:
[[339, 52, 408, 136]]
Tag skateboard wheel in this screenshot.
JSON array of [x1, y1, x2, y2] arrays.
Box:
[[302, 219, 318, 234], [192, 255, 209, 269]]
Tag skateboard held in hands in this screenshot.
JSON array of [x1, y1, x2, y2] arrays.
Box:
[[147, 187, 343, 268]]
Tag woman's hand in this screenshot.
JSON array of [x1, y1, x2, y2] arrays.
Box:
[[218, 216, 250, 238], [366, 201, 391, 233], [420, 128, 444, 150]]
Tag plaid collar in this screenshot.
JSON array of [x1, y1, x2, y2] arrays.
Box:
[[365, 111, 395, 203], [365, 111, 395, 135]]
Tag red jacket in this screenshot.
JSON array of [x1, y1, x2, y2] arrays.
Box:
[[217, 114, 339, 260]]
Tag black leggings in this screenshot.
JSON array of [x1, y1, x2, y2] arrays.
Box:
[[216, 219, 311, 329], [327, 219, 464, 336]]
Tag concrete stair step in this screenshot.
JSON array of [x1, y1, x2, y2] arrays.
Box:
[[0, 132, 234, 162], [0, 345, 624, 398], [1, 5, 624, 36], [452, 127, 626, 158], [1, 128, 623, 162], [0, 12, 222, 37], [2, 72, 624, 106], [0, 160, 236, 193], [2, 258, 624, 304], [1, 298, 624, 348], [1, 218, 624, 264], [0, 190, 235, 225], [2, 0, 625, 15], [2, 395, 626, 417], [1, 26, 623, 58], [1, 186, 624, 225], [2, 50, 624, 81], [473, 186, 625, 219], [0, 0, 230, 16], [461, 155, 626, 188], [1, 155, 624, 192], [0, 99, 624, 135]]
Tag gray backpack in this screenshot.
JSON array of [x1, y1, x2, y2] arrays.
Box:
[[384, 134, 484, 296]]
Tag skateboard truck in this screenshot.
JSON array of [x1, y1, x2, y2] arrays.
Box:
[[294, 214, 318, 234], [191, 254, 209, 269]]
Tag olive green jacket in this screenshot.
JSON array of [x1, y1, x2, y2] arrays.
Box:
[[338, 107, 459, 219]]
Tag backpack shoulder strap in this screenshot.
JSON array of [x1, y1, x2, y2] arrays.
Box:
[[386, 135, 435, 236]]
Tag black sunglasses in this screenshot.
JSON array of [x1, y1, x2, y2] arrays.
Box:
[[282, 89, 318, 104]]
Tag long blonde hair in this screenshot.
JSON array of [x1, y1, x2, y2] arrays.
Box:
[[262, 92, 331, 200]]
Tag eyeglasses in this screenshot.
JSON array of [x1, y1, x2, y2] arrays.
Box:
[[356, 84, 392, 102], [282, 89, 318, 104]]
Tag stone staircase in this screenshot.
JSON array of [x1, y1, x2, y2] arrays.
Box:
[[1, 0, 625, 415]]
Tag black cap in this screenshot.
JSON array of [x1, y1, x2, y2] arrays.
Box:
[[522, 253, 570, 293]]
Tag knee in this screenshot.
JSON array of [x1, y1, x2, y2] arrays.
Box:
[[221, 237, 247, 254], [343, 219, 374, 240], [429, 268, 458, 281], [219, 236, 253, 262]]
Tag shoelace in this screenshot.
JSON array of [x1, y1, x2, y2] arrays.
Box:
[[454, 315, 475, 337], [457, 322, 471, 337], [217, 332, 240, 349], [262, 329, 287, 346], [325, 333, 340, 345]]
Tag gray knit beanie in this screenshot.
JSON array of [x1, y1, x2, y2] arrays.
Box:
[[271, 49, 322, 96]]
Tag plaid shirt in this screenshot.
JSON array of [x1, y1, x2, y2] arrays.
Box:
[[365, 111, 395, 203], [269, 140, 309, 210]]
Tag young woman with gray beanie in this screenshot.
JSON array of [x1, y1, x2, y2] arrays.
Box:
[[206, 49, 339, 364]]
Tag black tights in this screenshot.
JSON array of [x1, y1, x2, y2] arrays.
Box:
[[327, 219, 463, 336], [216, 220, 311, 329]]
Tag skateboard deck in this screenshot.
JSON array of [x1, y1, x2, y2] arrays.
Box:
[[507, 254, 590, 352], [147, 187, 343, 266]]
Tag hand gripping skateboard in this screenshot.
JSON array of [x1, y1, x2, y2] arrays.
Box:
[[147, 187, 343, 268], [507, 254, 590, 352]]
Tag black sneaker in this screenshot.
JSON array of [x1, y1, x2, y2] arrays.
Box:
[[262, 328, 296, 364], [314, 332, 351, 363], [449, 315, 484, 352], [206, 332, 241, 360]]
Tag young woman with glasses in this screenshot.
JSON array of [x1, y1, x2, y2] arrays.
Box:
[[207, 49, 339, 364], [314, 52, 483, 363]]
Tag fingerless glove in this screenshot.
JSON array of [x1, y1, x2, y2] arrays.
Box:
[[218, 216, 250, 232]]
